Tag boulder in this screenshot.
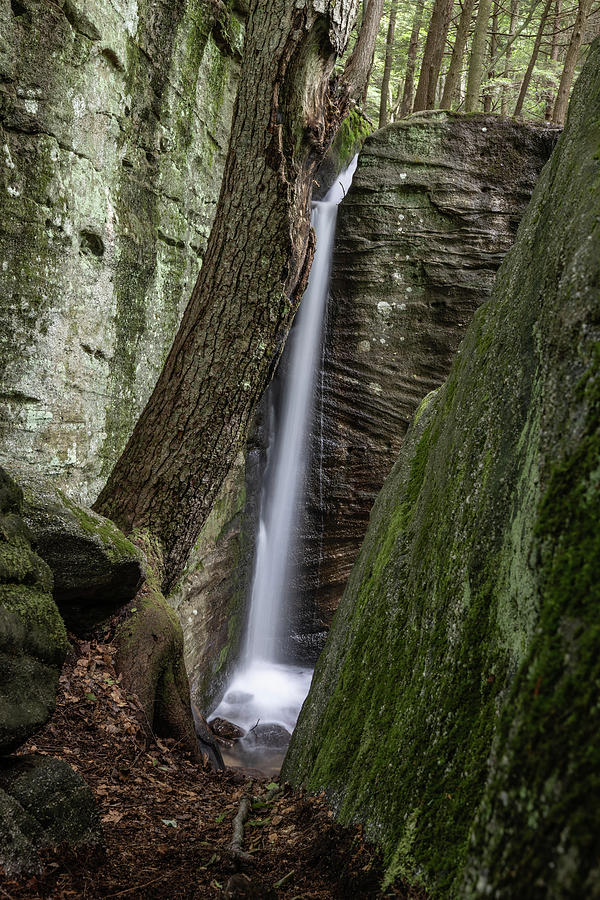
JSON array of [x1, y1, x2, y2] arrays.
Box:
[[0, 468, 69, 753], [300, 112, 560, 641], [284, 42, 600, 898], [0, 754, 102, 875], [22, 484, 145, 635]]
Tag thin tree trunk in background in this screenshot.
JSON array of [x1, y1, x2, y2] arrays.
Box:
[[513, 0, 552, 117], [484, 0, 499, 112], [501, 0, 520, 115], [552, 0, 591, 124], [94, 0, 360, 591], [545, 0, 562, 120], [441, 0, 476, 108], [343, 0, 385, 102], [413, 0, 454, 111], [379, 0, 399, 127], [398, 0, 425, 116], [465, 0, 493, 111]]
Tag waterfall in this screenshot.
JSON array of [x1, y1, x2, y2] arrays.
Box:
[[210, 157, 358, 771]]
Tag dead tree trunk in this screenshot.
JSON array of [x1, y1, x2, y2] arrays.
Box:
[[94, 0, 360, 591]]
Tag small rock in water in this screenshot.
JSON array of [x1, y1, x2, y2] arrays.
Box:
[[209, 717, 245, 742], [225, 691, 253, 705], [245, 723, 291, 750]]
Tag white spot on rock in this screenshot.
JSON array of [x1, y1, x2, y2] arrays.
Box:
[[377, 301, 392, 319], [368, 382, 383, 396], [357, 340, 370, 353]]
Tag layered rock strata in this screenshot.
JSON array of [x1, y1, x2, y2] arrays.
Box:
[[284, 43, 600, 898], [0, 0, 243, 503], [304, 112, 558, 629]]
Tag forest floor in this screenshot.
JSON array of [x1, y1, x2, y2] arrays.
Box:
[[0, 638, 428, 900]]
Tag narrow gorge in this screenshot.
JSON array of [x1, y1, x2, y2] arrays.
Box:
[[0, 1, 598, 897]]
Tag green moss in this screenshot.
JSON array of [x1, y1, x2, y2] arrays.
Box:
[[285, 40, 600, 899], [0, 583, 69, 663], [57, 492, 140, 563]]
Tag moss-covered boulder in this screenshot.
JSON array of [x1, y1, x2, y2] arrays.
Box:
[[284, 41, 600, 898], [0, 754, 102, 875], [114, 533, 222, 768], [22, 484, 144, 635], [0, 469, 69, 753]]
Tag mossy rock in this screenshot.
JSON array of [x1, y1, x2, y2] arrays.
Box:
[[114, 531, 222, 767], [22, 484, 145, 635], [0, 468, 69, 753], [0, 754, 102, 875], [284, 40, 600, 898], [313, 109, 372, 200]]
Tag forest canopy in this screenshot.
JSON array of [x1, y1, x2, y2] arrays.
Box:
[[341, 0, 600, 127]]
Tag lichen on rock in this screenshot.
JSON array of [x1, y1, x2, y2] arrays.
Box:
[[283, 40, 600, 899]]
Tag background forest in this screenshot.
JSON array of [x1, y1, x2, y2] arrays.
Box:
[[343, 0, 600, 127]]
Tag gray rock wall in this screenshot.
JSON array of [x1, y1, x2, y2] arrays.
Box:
[[0, 0, 242, 503], [306, 113, 558, 628], [284, 43, 600, 898]]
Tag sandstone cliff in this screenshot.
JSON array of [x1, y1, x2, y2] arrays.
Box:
[[0, 0, 242, 503], [284, 40, 600, 899]]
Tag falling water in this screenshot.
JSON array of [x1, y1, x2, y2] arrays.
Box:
[[210, 157, 358, 773]]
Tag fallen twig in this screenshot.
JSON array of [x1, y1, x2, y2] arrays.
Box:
[[229, 795, 254, 867]]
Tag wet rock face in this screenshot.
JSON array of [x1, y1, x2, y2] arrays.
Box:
[[303, 113, 559, 628], [284, 44, 600, 898], [0, 0, 242, 504]]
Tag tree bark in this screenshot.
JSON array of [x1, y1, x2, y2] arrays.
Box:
[[545, 0, 562, 120], [413, 0, 454, 111], [483, 0, 499, 112], [552, 0, 592, 124], [513, 0, 553, 117], [343, 0, 384, 103], [379, 0, 398, 127], [398, 0, 425, 116], [465, 0, 494, 111], [94, 0, 360, 591], [440, 0, 476, 108], [501, 0, 520, 115]]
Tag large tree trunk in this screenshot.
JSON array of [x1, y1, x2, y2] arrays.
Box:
[[94, 0, 359, 592], [513, 0, 553, 117], [398, 0, 425, 116], [378, 0, 398, 127], [413, 0, 454, 112], [465, 0, 494, 111], [552, 0, 592, 124], [343, 0, 384, 103], [440, 0, 476, 108]]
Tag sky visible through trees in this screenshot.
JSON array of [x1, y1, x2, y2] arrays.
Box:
[[341, 0, 600, 127]]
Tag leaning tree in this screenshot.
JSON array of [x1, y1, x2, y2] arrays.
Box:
[[95, 0, 374, 591]]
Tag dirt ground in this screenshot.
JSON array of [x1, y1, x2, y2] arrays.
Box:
[[0, 639, 428, 899]]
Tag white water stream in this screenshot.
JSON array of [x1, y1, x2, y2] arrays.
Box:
[[210, 158, 358, 772]]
